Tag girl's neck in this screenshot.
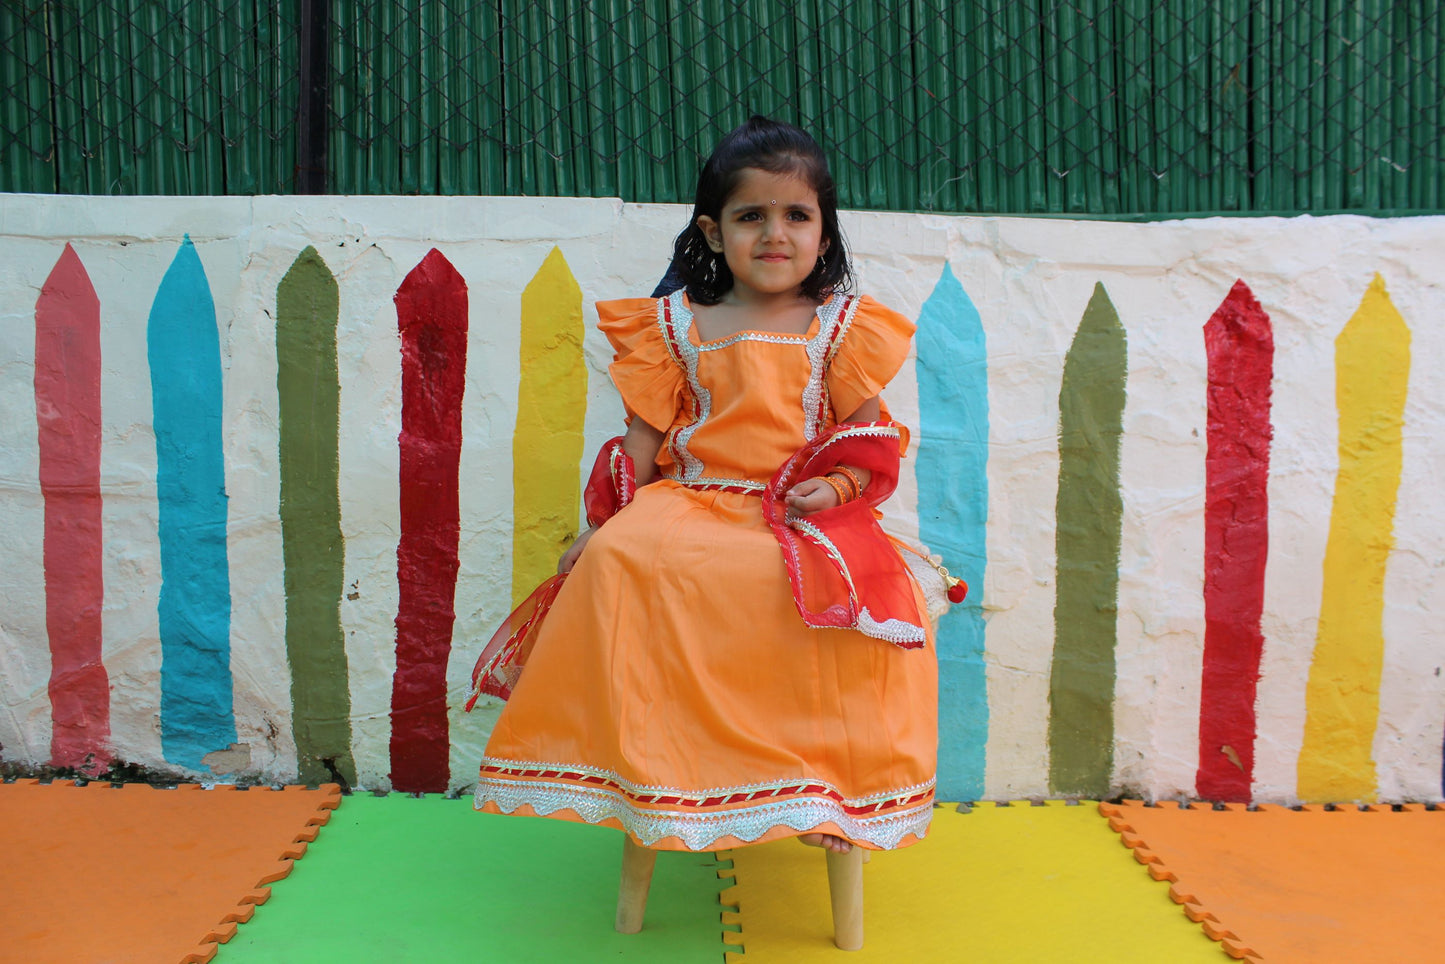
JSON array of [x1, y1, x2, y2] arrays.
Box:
[[692, 286, 822, 341], [721, 284, 818, 317]]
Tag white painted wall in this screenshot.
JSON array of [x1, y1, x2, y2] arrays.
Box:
[[0, 195, 1440, 803]]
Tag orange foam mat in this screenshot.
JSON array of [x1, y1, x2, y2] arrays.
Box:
[[1102, 800, 1445, 963], [0, 779, 340, 964]]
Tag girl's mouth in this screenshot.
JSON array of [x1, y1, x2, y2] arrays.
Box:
[[758, 254, 790, 262]]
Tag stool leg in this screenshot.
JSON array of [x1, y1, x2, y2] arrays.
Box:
[[825, 845, 865, 950], [615, 836, 657, 933]]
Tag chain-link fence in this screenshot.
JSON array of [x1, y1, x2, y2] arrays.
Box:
[[4, 1, 1443, 214], [3, 1, 300, 195]]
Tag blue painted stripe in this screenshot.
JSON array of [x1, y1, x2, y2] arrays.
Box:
[[148, 236, 236, 770], [916, 263, 989, 801]]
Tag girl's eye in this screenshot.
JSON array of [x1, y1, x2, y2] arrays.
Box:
[[786, 210, 810, 221], [738, 211, 762, 222]]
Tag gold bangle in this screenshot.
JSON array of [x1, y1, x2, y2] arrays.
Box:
[[827, 467, 861, 501], [816, 474, 851, 505], [825, 474, 857, 502], [832, 466, 864, 497]]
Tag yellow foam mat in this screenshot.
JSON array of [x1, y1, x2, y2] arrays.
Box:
[[720, 802, 1229, 963]]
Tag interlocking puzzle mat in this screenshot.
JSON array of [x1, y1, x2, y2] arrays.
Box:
[[217, 794, 732, 963], [1102, 800, 1445, 963], [0, 780, 340, 964], [719, 801, 1228, 963]]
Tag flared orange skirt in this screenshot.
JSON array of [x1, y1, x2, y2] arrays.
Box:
[[475, 480, 938, 851]]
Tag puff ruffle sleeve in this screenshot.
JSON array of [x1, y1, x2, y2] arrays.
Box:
[[596, 298, 684, 433], [826, 296, 916, 420]]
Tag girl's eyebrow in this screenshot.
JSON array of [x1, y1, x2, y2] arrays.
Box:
[[729, 201, 818, 213]]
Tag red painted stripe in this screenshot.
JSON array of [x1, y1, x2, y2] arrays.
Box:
[[1197, 280, 1273, 801], [389, 249, 468, 792], [35, 244, 111, 774]]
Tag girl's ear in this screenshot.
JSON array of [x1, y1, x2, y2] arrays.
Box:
[[696, 215, 724, 253]]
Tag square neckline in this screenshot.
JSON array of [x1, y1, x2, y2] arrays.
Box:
[[677, 290, 836, 347]]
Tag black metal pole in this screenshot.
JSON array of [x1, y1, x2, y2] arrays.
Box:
[[296, 0, 330, 194]]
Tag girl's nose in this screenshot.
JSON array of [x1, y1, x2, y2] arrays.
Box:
[[762, 216, 786, 240]]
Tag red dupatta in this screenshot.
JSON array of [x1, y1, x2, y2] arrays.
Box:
[[464, 437, 635, 707], [466, 421, 933, 707], [763, 421, 929, 648]]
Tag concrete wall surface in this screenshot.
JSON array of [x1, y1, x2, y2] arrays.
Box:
[[1, 194, 1440, 804]]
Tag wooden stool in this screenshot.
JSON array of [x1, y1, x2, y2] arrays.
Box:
[[615, 836, 866, 950]]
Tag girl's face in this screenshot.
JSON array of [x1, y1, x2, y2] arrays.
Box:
[[697, 167, 828, 302]]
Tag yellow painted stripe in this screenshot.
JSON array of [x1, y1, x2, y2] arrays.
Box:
[[512, 247, 587, 606], [1298, 275, 1411, 803]]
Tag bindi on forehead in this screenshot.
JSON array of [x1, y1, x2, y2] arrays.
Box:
[[724, 190, 819, 215], [728, 168, 818, 206], [727, 200, 819, 216]]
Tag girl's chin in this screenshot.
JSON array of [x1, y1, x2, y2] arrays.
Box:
[[742, 268, 809, 286]]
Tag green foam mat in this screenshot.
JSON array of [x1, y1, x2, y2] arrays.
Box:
[[217, 794, 730, 963]]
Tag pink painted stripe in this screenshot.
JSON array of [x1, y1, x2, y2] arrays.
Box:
[[1197, 280, 1273, 801], [389, 249, 468, 793], [35, 244, 111, 775]]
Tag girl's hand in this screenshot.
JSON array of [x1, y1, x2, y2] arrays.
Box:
[[785, 477, 840, 516], [558, 526, 597, 574]]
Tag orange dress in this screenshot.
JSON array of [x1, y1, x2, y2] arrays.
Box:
[[475, 289, 938, 851]]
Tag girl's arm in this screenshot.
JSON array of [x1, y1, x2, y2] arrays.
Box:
[[784, 397, 879, 515], [620, 417, 665, 487], [842, 396, 881, 424], [559, 417, 666, 572]]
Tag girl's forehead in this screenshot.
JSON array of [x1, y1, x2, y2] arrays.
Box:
[[725, 167, 818, 207]]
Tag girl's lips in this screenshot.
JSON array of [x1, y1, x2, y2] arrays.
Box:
[[758, 254, 790, 262]]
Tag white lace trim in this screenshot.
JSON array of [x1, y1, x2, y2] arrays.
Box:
[[662, 473, 767, 492], [475, 771, 935, 850], [478, 756, 935, 806], [785, 440, 926, 645], [657, 291, 709, 481], [808, 421, 903, 452], [802, 295, 852, 441], [832, 295, 865, 365], [659, 292, 861, 468], [856, 606, 928, 645], [696, 329, 810, 351], [789, 517, 859, 610]]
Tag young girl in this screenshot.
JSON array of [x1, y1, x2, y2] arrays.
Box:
[[469, 117, 939, 865]]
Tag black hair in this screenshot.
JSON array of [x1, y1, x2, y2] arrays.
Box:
[[670, 116, 853, 305]]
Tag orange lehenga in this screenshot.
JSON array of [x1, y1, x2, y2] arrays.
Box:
[[472, 289, 938, 852]]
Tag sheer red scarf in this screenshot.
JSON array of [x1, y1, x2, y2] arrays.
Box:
[[762, 421, 927, 648], [466, 422, 929, 708], [464, 437, 635, 707]]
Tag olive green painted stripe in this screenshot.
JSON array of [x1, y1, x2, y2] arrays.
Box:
[[276, 246, 355, 787], [1049, 283, 1127, 797]]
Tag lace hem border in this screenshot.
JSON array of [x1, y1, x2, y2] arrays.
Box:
[[474, 776, 935, 851]]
